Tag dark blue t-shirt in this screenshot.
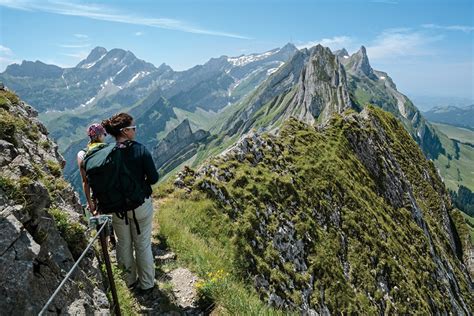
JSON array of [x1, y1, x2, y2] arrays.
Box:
[[117, 140, 159, 198]]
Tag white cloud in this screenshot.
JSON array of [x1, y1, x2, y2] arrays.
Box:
[[0, 0, 251, 39], [61, 51, 89, 60], [0, 45, 19, 71], [422, 24, 474, 33], [365, 29, 443, 60], [0, 45, 13, 55], [135, 31, 143, 36], [297, 36, 354, 51], [0, 56, 20, 70], [74, 33, 89, 39], [59, 43, 91, 48]]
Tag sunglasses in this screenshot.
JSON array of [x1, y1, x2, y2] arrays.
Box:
[[120, 125, 137, 132]]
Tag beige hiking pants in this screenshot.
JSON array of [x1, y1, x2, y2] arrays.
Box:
[[112, 197, 155, 290]]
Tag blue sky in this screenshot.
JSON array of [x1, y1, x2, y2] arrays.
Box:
[[0, 0, 473, 99]]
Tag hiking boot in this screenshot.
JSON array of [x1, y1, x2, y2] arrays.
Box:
[[127, 280, 139, 290], [136, 285, 155, 296]]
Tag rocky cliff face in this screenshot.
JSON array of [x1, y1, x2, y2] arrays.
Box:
[[153, 119, 211, 175], [173, 107, 473, 314], [287, 45, 354, 124], [0, 89, 108, 314], [221, 44, 354, 137]]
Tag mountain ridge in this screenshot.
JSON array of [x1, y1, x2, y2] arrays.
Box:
[[162, 106, 473, 313]]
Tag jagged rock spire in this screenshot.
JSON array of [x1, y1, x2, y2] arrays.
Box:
[[345, 46, 376, 79]]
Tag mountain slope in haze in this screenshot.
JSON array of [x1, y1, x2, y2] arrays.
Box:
[[424, 105, 474, 130], [1, 44, 297, 116], [411, 95, 474, 112], [160, 106, 473, 313], [0, 47, 162, 113]]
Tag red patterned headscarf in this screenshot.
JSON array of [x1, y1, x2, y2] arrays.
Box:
[[87, 123, 106, 141]]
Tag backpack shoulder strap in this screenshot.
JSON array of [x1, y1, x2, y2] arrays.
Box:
[[84, 143, 110, 159], [83, 143, 116, 171]]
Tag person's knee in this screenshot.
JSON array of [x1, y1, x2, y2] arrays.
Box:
[[135, 240, 152, 252]]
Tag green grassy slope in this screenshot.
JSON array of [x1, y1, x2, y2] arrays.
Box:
[[431, 122, 474, 145], [155, 107, 473, 314], [432, 126, 474, 192]]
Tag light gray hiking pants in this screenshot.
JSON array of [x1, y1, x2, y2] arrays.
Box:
[[112, 197, 155, 290]]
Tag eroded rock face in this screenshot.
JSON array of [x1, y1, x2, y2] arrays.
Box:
[[0, 91, 109, 314], [153, 119, 210, 174], [223, 45, 355, 137], [289, 45, 354, 124]]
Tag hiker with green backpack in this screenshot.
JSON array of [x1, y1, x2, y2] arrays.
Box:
[[77, 123, 108, 216], [77, 123, 117, 247], [83, 113, 159, 294]]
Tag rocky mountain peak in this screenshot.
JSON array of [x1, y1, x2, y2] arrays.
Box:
[[157, 62, 173, 73], [275, 43, 298, 59], [76, 46, 107, 68], [289, 44, 354, 123], [280, 42, 298, 52], [222, 44, 354, 136], [344, 45, 376, 79], [153, 118, 210, 175], [334, 48, 349, 58]]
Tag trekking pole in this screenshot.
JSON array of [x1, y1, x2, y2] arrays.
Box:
[[90, 215, 121, 316]]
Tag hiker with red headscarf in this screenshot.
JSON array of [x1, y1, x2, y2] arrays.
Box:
[[77, 123, 107, 215]]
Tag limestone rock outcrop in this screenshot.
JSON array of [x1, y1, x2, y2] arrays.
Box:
[[0, 89, 109, 314], [153, 119, 210, 175]]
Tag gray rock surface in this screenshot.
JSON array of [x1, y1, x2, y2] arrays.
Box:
[[153, 119, 210, 174], [288, 45, 354, 123], [0, 92, 109, 314]]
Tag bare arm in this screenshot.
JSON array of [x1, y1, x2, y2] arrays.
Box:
[[77, 153, 96, 215]]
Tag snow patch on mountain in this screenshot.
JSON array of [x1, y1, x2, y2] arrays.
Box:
[[85, 96, 96, 105], [128, 71, 150, 85], [227, 50, 277, 67], [61, 74, 69, 90], [81, 53, 107, 69], [266, 62, 285, 75], [116, 65, 127, 76]]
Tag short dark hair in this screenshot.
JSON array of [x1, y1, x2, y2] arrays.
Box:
[[102, 113, 133, 137]]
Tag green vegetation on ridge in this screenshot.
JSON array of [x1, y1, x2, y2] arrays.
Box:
[[155, 106, 473, 314]]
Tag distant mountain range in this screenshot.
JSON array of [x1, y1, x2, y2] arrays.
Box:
[[411, 95, 474, 112], [0, 44, 297, 113], [1, 43, 473, 203], [423, 105, 474, 130]]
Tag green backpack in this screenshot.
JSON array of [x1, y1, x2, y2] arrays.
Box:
[[83, 143, 146, 218]]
